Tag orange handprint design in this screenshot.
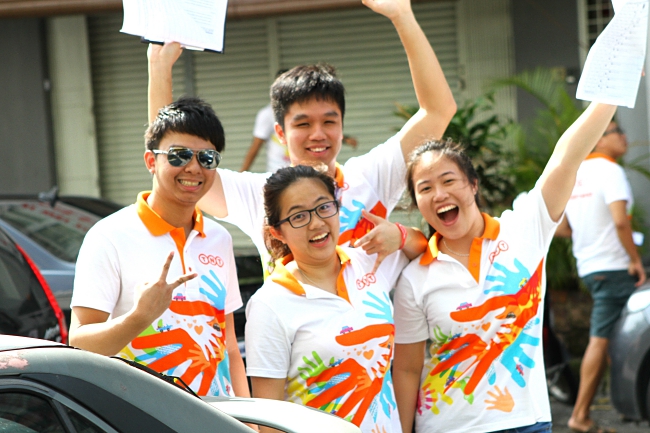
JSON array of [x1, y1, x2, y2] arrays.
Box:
[[484, 385, 514, 412]]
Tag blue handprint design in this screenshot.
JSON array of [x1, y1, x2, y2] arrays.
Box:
[[339, 199, 366, 233], [484, 259, 531, 295], [378, 369, 397, 416], [363, 292, 393, 324], [487, 324, 540, 388], [199, 270, 226, 310]]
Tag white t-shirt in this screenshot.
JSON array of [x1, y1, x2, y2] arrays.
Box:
[[245, 247, 408, 433], [394, 187, 557, 433], [219, 135, 406, 273], [564, 154, 633, 277], [71, 192, 242, 396], [253, 104, 290, 173]]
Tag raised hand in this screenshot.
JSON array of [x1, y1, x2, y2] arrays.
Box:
[[132, 252, 197, 323], [147, 41, 183, 69], [354, 210, 401, 273], [362, 0, 413, 22]]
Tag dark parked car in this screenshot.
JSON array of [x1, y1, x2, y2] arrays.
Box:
[[609, 282, 650, 422], [0, 336, 360, 432], [0, 224, 65, 343]]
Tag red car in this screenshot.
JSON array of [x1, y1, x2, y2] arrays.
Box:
[[0, 225, 66, 343]]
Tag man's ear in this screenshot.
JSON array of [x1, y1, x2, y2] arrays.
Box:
[[274, 122, 287, 145], [269, 225, 286, 244], [144, 150, 156, 174]]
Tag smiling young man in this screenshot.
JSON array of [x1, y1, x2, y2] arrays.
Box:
[[69, 97, 249, 398], [148, 0, 456, 272]]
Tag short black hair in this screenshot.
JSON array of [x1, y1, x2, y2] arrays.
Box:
[[145, 96, 225, 152], [271, 64, 346, 129]]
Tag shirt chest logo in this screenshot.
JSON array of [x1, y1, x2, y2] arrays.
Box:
[[198, 254, 224, 267], [356, 272, 377, 290], [489, 240, 509, 264]]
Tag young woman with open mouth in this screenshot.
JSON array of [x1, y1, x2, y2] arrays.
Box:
[[244, 165, 427, 433], [392, 102, 618, 433]]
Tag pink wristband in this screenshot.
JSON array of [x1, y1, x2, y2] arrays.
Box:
[[395, 223, 407, 250]]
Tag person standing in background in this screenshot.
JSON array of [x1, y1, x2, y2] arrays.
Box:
[[558, 121, 646, 433]]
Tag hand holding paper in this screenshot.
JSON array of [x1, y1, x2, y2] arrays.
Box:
[[576, 0, 649, 108]]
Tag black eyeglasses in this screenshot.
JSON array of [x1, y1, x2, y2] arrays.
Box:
[[152, 146, 221, 170], [603, 126, 625, 137], [274, 200, 339, 228]]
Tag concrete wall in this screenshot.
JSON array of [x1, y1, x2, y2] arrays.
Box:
[[0, 18, 55, 194]]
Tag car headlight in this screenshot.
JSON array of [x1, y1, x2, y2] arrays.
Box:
[[627, 289, 650, 313]]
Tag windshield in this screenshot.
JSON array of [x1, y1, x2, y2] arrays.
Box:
[[0, 201, 101, 263]]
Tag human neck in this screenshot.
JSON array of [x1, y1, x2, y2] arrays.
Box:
[[440, 210, 485, 258], [292, 255, 341, 295], [147, 192, 196, 239]]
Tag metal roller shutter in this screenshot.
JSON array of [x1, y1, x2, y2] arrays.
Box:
[[88, 13, 187, 206]]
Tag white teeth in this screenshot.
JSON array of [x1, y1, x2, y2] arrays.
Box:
[[437, 205, 457, 214], [310, 147, 326, 152], [179, 180, 200, 186], [311, 233, 328, 241]]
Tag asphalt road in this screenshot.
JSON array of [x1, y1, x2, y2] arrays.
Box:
[[550, 394, 649, 433]]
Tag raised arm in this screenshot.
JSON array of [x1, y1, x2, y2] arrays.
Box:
[[147, 42, 183, 123], [538, 103, 617, 222], [363, 0, 457, 160]]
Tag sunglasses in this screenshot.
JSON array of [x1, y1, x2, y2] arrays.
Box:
[[274, 200, 339, 229], [152, 146, 221, 170], [603, 126, 624, 137]]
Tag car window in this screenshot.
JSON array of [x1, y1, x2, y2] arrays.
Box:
[[0, 202, 102, 263], [64, 406, 106, 433], [0, 392, 65, 433], [0, 231, 42, 324]]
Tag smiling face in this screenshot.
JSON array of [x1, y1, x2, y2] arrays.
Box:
[[275, 98, 344, 176], [145, 131, 216, 210], [269, 177, 340, 266], [411, 151, 483, 242]]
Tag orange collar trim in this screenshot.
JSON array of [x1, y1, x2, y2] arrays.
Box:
[[586, 152, 617, 164], [419, 213, 500, 265], [136, 192, 205, 237], [334, 163, 345, 189], [270, 246, 351, 301]]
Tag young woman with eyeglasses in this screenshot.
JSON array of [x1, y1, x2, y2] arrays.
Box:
[[244, 165, 427, 433], [391, 102, 618, 433]]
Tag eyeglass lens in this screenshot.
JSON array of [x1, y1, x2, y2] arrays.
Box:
[[288, 201, 338, 228], [167, 148, 220, 169]]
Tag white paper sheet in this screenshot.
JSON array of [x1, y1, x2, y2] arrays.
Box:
[[120, 0, 228, 53], [576, 0, 648, 108]]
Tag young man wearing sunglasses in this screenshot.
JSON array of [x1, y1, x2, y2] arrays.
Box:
[[69, 97, 249, 399], [148, 0, 455, 273]]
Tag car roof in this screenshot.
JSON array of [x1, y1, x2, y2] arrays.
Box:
[[0, 338, 249, 432]]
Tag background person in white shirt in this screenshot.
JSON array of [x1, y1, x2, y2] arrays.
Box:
[[557, 121, 646, 433], [392, 102, 619, 433]]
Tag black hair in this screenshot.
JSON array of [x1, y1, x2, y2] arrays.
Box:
[[145, 96, 225, 152], [270, 64, 346, 129], [263, 165, 337, 261]]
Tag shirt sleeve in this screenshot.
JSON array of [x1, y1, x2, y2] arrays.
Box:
[[245, 291, 292, 378], [343, 135, 407, 212], [223, 234, 243, 315], [602, 164, 633, 208], [508, 186, 559, 251], [252, 105, 274, 141], [70, 225, 121, 315], [218, 168, 271, 254], [393, 270, 430, 344]]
